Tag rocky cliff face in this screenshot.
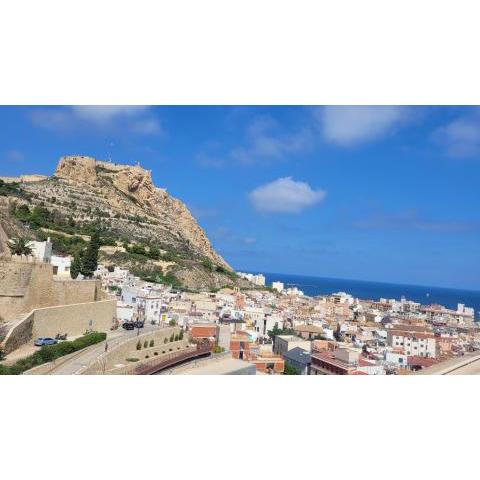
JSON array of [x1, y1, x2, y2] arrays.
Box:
[[6, 155, 240, 290]]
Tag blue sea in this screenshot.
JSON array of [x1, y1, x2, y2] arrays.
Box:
[[263, 272, 480, 319]]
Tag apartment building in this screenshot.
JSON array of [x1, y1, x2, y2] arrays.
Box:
[[273, 334, 312, 356], [387, 329, 436, 358]]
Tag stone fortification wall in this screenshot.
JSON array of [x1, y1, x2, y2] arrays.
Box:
[[31, 299, 116, 338], [1, 299, 116, 354], [1, 311, 34, 353], [0, 260, 102, 324], [0, 175, 48, 184], [53, 279, 103, 305], [0, 261, 53, 322]]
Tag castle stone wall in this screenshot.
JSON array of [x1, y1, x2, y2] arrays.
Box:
[[0, 261, 102, 324], [1, 300, 116, 354]]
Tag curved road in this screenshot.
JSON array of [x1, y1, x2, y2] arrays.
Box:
[[49, 325, 160, 375]]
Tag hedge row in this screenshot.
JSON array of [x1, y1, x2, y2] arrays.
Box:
[[0, 332, 107, 375]]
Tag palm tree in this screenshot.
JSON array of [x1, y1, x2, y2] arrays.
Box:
[[8, 237, 33, 256]]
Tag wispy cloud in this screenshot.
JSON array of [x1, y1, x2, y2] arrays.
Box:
[[29, 105, 162, 135], [433, 110, 480, 157], [197, 115, 312, 167], [315, 106, 410, 147], [249, 177, 327, 214], [353, 210, 480, 233], [231, 116, 313, 164]]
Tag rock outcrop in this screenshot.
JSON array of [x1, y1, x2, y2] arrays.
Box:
[[7, 155, 236, 289]]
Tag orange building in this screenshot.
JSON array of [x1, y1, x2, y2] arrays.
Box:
[[230, 331, 253, 361], [252, 355, 284, 374], [189, 323, 218, 346]]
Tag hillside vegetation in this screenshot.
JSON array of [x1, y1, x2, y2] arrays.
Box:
[[1, 155, 250, 291]]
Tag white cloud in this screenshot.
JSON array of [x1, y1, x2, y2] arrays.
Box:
[[434, 117, 480, 157], [226, 115, 312, 165], [249, 177, 327, 213], [30, 105, 161, 135], [316, 106, 409, 146], [71, 106, 149, 124]]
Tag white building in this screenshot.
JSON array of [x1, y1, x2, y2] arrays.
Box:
[[273, 335, 312, 356], [51, 255, 71, 276], [457, 303, 475, 318], [388, 331, 437, 358], [28, 238, 52, 263], [272, 281, 284, 293], [385, 351, 408, 367], [117, 304, 135, 323], [286, 286, 304, 297], [255, 314, 282, 336], [237, 272, 266, 286], [137, 294, 164, 324]]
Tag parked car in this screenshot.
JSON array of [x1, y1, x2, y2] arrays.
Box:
[[34, 337, 58, 346], [122, 322, 135, 331], [134, 321, 144, 329]]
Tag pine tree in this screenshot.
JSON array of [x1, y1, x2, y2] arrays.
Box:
[[81, 231, 100, 278], [70, 252, 82, 279]]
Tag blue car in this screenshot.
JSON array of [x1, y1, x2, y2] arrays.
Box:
[[34, 337, 58, 346]]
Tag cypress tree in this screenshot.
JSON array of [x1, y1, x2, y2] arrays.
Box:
[[70, 252, 82, 279], [81, 231, 100, 278]]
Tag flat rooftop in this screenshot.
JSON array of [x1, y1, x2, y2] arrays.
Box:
[[182, 357, 256, 375]]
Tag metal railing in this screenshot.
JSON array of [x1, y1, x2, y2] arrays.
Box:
[[134, 344, 212, 375]]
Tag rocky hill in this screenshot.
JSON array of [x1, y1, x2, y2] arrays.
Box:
[[0, 155, 247, 291]]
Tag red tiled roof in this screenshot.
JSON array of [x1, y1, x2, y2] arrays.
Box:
[[358, 358, 375, 367], [407, 356, 439, 367]]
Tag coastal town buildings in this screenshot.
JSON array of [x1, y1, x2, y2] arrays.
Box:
[[1, 224, 478, 375]]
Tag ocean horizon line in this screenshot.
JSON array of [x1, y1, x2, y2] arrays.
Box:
[[250, 271, 480, 295]]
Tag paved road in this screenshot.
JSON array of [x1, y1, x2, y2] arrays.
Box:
[[49, 324, 160, 375]]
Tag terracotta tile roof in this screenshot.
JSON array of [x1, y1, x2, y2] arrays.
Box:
[[294, 324, 324, 333], [407, 356, 439, 367]]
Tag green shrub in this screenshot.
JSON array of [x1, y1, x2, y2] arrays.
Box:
[[164, 338, 168, 344], [179, 330, 184, 340], [169, 334, 174, 342], [126, 357, 139, 362], [0, 332, 107, 375], [149, 339, 154, 348], [174, 334, 179, 342], [136, 341, 142, 350], [143, 340, 148, 349]]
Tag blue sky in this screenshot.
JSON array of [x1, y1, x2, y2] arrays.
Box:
[[1, 105, 479, 290]]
